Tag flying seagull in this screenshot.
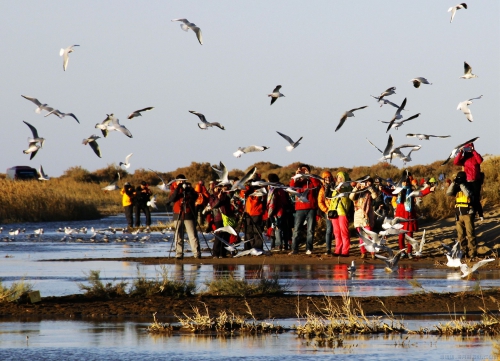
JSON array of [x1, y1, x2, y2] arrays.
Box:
[[189, 111, 225, 130], [23, 141, 40, 160], [23, 121, 45, 148], [60, 45, 80, 71], [147, 194, 157, 209], [406, 133, 450, 140], [441, 136, 479, 165], [370, 95, 407, 110], [335, 106, 368, 132], [95, 114, 133, 138], [233, 145, 269, 158], [230, 167, 257, 191], [375, 249, 406, 272], [44, 109, 80, 124], [21, 95, 54, 115], [119, 153, 133, 168], [404, 230, 426, 257], [448, 3, 467, 23], [460, 258, 495, 279], [410, 77, 432, 88], [128, 107, 155, 119], [366, 135, 394, 161], [82, 134, 102, 158], [276, 131, 302, 151], [171, 18, 203, 45], [381, 113, 420, 131], [149, 169, 169, 192], [212, 161, 229, 185], [102, 173, 120, 192], [385, 98, 407, 133], [457, 95, 483, 122], [38, 165, 50, 181], [269, 85, 285, 105], [377, 87, 396, 101], [460, 61, 477, 79]]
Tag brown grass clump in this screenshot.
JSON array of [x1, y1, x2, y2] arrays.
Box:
[[77, 270, 128, 299], [0, 278, 33, 303]]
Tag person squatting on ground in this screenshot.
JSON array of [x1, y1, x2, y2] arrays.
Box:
[[194, 180, 210, 226], [453, 142, 484, 221], [267, 173, 293, 251], [317, 171, 335, 255], [289, 164, 321, 255], [241, 174, 266, 250], [167, 175, 201, 260], [209, 184, 234, 258], [121, 182, 135, 229], [328, 171, 352, 257], [446, 171, 477, 258], [134, 181, 152, 228], [350, 177, 378, 259]]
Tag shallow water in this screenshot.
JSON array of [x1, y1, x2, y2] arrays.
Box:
[[0, 319, 496, 361]]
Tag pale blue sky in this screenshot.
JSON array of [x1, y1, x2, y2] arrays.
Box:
[[1, 1, 498, 177]]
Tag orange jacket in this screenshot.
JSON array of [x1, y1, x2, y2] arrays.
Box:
[[194, 184, 209, 206]]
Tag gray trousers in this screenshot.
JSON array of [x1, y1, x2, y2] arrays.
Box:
[[175, 219, 201, 258]]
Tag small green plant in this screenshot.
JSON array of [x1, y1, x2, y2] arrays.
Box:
[[77, 270, 127, 298], [408, 279, 427, 293], [204, 272, 288, 297], [129, 266, 195, 298], [0, 278, 33, 303]]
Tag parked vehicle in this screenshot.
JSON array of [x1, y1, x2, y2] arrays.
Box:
[[6, 166, 38, 180]]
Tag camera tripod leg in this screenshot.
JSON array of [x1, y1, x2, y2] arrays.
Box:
[[240, 212, 270, 252]]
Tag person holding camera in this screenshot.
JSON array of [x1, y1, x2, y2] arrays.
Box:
[[349, 177, 378, 259], [327, 171, 353, 257], [267, 173, 293, 252], [167, 174, 201, 260], [453, 142, 484, 221], [242, 174, 266, 250], [317, 171, 335, 255], [446, 171, 477, 258], [121, 182, 135, 230], [134, 181, 152, 228]]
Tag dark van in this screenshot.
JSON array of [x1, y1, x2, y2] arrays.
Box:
[[6, 166, 38, 180]]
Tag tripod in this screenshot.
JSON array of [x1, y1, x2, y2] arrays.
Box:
[[236, 211, 270, 252], [168, 186, 213, 258]]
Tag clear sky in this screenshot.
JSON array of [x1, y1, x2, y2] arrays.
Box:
[[1, 1, 498, 177]]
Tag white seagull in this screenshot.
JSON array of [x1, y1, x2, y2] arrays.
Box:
[[149, 169, 170, 192], [128, 107, 154, 119], [406, 133, 450, 140], [370, 95, 407, 110], [23, 142, 40, 160], [441, 136, 479, 165], [410, 77, 432, 88], [95, 114, 133, 138], [230, 167, 257, 191], [38, 165, 50, 181], [377, 86, 396, 101], [375, 249, 406, 272], [404, 230, 426, 257], [102, 173, 120, 192], [268, 85, 285, 105], [460, 258, 495, 279], [442, 240, 463, 268], [457, 95, 483, 122], [233, 248, 263, 258], [347, 260, 356, 274], [381, 113, 421, 132], [60, 45, 80, 71], [44, 109, 80, 124], [366, 134, 394, 161], [212, 161, 229, 185], [21, 95, 54, 115], [147, 194, 157, 209], [385, 98, 407, 132], [23, 121, 45, 148], [276, 131, 302, 151], [460, 61, 477, 79], [171, 18, 203, 45], [233, 145, 269, 158], [189, 111, 225, 130], [335, 106, 368, 132], [82, 134, 102, 158], [119, 153, 133, 169], [448, 3, 467, 23]]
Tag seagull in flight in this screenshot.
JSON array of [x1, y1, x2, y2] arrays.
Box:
[[171, 18, 203, 45], [44, 109, 80, 124], [335, 106, 368, 132], [212, 161, 229, 185], [149, 169, 169, 192], [404, 230, 426, 257], [230, 167, 257, 191], [276, 131, 302, 151], [448, 3, 467, 23], [128, 107, 154, 119], [441, 136, 479, 165], [406, 133, 450, 140], [189, 111, 225, 130], [410, 77, 432, 88], [268, 85, 285, 105], [102, 173, 120, 192], [38, 165, 50, 181], [82, 134, 102, 158], [119, 153, 133, 168], [21, 95, 54, 115], [233, 145, 269, 158], [377, 87, 396, 101], [147, 194, 157, 209], [23, 121, 45, 148], [460, 258, 495, 279], [442, 240, 463, 268], [366, 134, 394, 161], [95, 114, 133, 138], [375, 249, 406, 272], [370, 95, 407, 110], [23, 141, 40, 160], [457, 95, 482, 122], [460, 61, 477, 79], [60, 45, 80, 71], [381, 113, 420, 132], [385, 98, 407, 133]]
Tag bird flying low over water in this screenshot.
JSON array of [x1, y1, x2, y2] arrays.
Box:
[[171, 18, 203, 45], [457, 95, 482, 122], [375, 249, 406, 272], [448, 3, 467, 23], [410, 77, 432, 88], [44, 109, 80, 124], [460, 61, 477, 79], [189, 111, 225, 130], [268, 85, 285, 105], [233, 145, 269, 158], [119, 153, 133, 168], [404, 230, 426, 257], [128, 107, 154, 119], [21, 95, 54, 115], [276, 131, 302, 151], [441, 136, 479, 165], [60, 45, 80, 71], [82, 134, 102, 158], [335, 106, 368, 132], [406, 133, 450, 140], [460, 258, 495, 279]]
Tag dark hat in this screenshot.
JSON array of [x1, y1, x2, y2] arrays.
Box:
[[141, 181, 147, 186], [176, 174, 186, 180], [124, 182, 130, 186]]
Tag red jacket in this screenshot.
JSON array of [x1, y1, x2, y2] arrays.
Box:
[[290, 176, 321, 211], [454, 149, 483, 181]]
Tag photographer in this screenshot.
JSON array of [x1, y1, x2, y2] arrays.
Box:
[[446, 171, 477, 259], [167, 174, 201, 260], [120, 182, 135, 230], [453, 142, 484, 220], [134, 181, 152, 229]]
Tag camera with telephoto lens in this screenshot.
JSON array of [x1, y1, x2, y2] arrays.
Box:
[[182, 182, 192, 189], [463, 147, 472, 152], [454, 174, 466, 185]]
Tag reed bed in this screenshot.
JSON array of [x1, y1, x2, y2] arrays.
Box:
[[0, 278, 33, 303]]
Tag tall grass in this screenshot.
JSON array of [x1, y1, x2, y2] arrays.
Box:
[[0, 278, 34, 303]]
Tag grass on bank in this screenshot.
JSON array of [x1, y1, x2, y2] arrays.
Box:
[[0, 278, 34, 303], [203, 272, 288, 297]]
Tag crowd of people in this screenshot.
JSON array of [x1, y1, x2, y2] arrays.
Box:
[[121, 142, 485, 260]]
